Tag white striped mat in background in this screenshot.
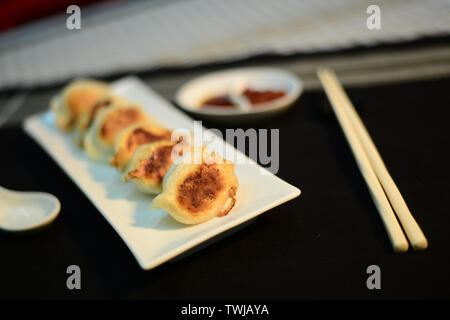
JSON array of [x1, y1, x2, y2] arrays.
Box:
[[0, 0, 449, 90]]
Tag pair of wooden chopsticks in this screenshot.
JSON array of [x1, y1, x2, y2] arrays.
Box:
[[317, 68, 427, 253]]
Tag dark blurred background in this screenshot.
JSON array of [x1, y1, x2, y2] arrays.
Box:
[[0, 0, 449, 126], [1, 0, 450, 300]]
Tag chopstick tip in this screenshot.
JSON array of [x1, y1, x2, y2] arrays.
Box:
[[412, 238, 428, 251], [393, 241, 409, 253]]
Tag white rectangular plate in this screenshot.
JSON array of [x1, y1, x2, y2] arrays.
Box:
[[23, 77, 301, 270]]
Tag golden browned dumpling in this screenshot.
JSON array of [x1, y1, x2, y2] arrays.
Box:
[[51, 79, 110, 131], [83, 104, 153, 162], [151, 149, 239, 224], [110, 123, 172, 171], [76, 95, 128, 134], [123, 140, 183, 194]]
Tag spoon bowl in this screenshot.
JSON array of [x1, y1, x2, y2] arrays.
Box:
[[0, 186, 60, 232]]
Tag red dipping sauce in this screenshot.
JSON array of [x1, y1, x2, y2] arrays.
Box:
[[243, 88, 286, 106], [201, 88, 287, 109], [201, 95, 234, 108]]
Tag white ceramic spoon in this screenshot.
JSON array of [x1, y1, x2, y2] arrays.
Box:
[[0, 186, 60, 232]]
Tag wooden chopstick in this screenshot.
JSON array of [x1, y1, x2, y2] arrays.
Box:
[[317, 68, 409, 253], [317, 68, 428, 251]]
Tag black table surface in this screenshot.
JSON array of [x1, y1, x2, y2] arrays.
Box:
[[1, 76, 449, 300]]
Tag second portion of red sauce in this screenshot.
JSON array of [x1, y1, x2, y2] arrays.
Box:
[[243, 88, 286, 105]]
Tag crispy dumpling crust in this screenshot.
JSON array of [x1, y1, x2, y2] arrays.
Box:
[[76, 95, 128, 134], [73, 94, 128, 146], [84, 104, 152, 162], [123, 140, 182, 194], [111, 122, 172, 171], [51, 79, 110, 131], [152, 150, 239, 224]]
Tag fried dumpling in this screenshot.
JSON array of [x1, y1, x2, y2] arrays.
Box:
[[75, 94, 128, 140], [110, 122, 172, 171], [151, 149, 239, 224], [51, 79, 110, 131], [83, 104, 152, 162], [123, 140, 184, 194]]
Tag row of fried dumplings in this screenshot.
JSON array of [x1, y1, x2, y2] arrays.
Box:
[[51, 79, 238, 224]]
